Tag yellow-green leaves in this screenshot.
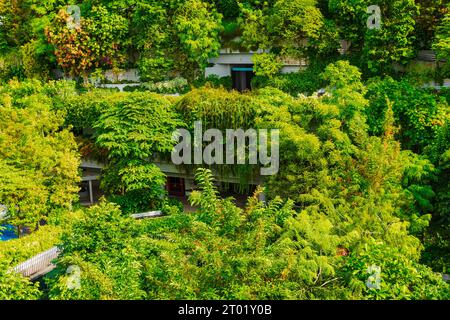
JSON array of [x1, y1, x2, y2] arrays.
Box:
[[0, 90, 80, 228]]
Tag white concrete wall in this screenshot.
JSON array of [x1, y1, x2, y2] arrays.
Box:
[[205, 64, 231, 78], [218, 47, 266, 55], [81, 159, 105, 169], [210, 53, 255, 65], [206, 52, 306, 78], [97, 83, 141, 92], [281, 66, 302, 74], [104, 68, 140, 83]]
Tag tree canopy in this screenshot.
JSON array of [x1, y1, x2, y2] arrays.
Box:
[[0, 0, 448, 82], [44, 168, 449, 300], [0, 80, 80, 230]]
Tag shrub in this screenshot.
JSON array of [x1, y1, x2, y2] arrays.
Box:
[[365, 77, 449, 153], [175, 87, 257, 129], [252, 53, 283, 78], [143, 77, 189, 94], [93, 92, 182, 212], [0, 260, 41, 300], [0, 225, 62, 265], [0, 50, 25, 82], [342, 241, 450, 300], [193, 75, 232, 90], [251, 66, 326, 96], [0, 85, 80, 228], [217, 0, 240, 19]]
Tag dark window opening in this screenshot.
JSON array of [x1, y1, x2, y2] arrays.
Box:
[[166, 177, 185, 197], [231, 65, 254, 92]]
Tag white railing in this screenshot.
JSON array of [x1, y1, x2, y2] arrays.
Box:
[[10, 211, 163, 279], [12, 246, 60, 279]]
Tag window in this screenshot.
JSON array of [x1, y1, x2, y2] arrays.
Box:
[[166, 177, 186, 197], [231, 65, 254, 92]]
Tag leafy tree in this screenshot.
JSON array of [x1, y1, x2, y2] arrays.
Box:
[[252, 53, 283, 78], [175, 0, 222, 73], [0, 1, 72, 80], [239, 0, 340, 58], [421, 119, 450, 274], [321, 60, 365, 92], [424, 120, 450, 220], [433, 5, 450, 64], [94, 92, 183, 213], [365, 77, 449, 153], [329, 0, 419, 74], [216, 0, 240, 19], [46, 201, 145, 300], [132, 0, 222, 82], [414, 0, 448, 50], [0, 80, 80, 230], [0, 0, 32, 50], [342, 241, 450, 299], [259, 61, 434, 238], [45, 169, 449, 300], [0, 160, 47, 232], [1, 0, 450, 302]]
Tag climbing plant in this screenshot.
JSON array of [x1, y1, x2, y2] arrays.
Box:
[[45, 5, 129, 81], [329, 0, 419, 74]]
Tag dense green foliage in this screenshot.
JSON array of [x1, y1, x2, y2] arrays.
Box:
[[0, 260, 41, 300], [50, 89, 183, 213], [365, 77, 449, 152], [1, 54, 448, 299], [433, 5, 450, 64], [415, 0, 448, 50], [329, 0, 419, 74], [134, 0, 222, 81], [94, 93, 183, 213], [239, 0, 340, 58], [0, 0, 449, 300], [0, 225, 62, 265], [364, 78, 450, 239], [45, 5, 129, 81], [0, 0, 448, 83], [43, 169, 449, 299], [251, 60, 328, 96], [0, 80, 80, 229], [255, 62, 434, 236]]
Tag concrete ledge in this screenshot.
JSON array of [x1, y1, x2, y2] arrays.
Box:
[[131, 211, 163, 219]]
